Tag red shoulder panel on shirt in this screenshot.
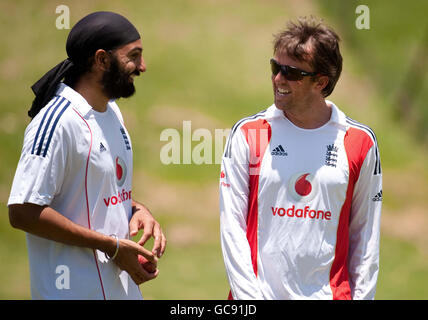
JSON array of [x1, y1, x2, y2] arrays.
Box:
[[241, 119, 272, 176], [344, 127, 374, 184]]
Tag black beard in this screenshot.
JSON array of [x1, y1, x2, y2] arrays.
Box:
[[101, 57, 138, 100]]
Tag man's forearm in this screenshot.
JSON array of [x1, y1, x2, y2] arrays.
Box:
[[9, 203, 117, 256]]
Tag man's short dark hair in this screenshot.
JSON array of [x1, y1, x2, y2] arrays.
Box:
[[273, 17, 343, 97]]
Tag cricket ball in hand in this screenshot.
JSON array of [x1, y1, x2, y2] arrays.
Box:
[[138, 255, 157, 273]]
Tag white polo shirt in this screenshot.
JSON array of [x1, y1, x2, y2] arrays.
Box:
[[8, 83, 142, 299]]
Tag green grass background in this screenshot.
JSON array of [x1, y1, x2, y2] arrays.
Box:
[[0, 0, 427, 299]]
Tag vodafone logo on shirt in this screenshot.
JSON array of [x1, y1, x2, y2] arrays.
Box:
[[103, 156, 131, 207], [288, 172, 318, 202], [270, 172, 332, 221], [115, 156, 127, 187], [220, 170, 230, 188], [271, 205, 331, 221], [104, 189, 132, 207]]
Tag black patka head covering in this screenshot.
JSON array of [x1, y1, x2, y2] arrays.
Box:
[[28, 11, 140, 118]]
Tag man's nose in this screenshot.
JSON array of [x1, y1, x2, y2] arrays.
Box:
[[138, 56, 147, 73]]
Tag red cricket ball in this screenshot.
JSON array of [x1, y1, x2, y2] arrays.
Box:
[[138, 255, 157, 273]]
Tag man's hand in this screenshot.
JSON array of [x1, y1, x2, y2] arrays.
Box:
[[129, 200, 167, 258], [8, 203, 163, 286], [111, 238, 159, 285]]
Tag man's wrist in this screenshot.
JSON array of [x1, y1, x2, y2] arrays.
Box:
[[105, 234, 120, 260], [99, 234, 119, 258]]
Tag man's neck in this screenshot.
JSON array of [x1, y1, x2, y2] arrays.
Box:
[[72, 75, 109, 113], [283, 99, 332, 129]]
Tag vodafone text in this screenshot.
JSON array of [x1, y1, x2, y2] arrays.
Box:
[[104, 189, 132, 207], [271, 205, 331, 220]]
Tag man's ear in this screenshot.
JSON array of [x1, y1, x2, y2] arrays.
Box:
[[93, 49, 111, 72], [315, 75, 329, 92]]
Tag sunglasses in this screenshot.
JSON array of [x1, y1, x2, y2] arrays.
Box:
[[270, 58, 318, 81]]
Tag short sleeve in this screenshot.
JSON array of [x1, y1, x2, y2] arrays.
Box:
[[8, 119, 69, 206]]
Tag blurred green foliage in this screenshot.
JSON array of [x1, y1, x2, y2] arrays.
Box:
[[319, 0, 428, 142]]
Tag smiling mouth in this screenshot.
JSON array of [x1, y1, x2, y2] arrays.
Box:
[[129, 73, 139, 82], [276, 88, 291, 95]]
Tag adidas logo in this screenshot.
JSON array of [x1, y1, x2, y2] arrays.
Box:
[[372, 190, 382, 201], [271, 145, 288, 156], [100, 142, 107, 153]]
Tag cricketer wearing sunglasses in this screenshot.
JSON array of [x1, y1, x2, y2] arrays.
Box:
[[220, 17, 382, 300]]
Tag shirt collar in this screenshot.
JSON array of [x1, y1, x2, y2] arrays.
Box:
[[267, 100, 347, 129], [326, 99, 348, 128], [55, 82, 93, 117]]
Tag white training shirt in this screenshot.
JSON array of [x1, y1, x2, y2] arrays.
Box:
[[220, 101, 382, 300], [8, 83, 142, 299]]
